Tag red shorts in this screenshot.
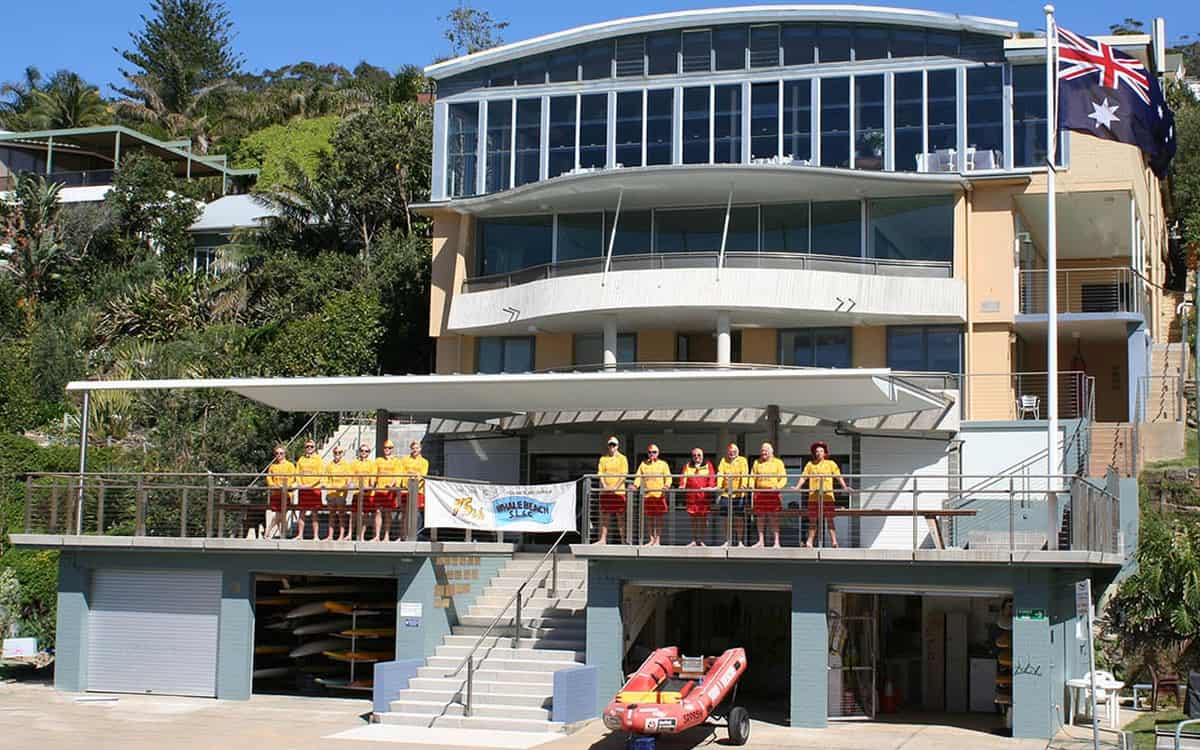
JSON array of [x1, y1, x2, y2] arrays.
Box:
[[643, 494, 668, 516], [686, 491, 712, 516], [296, 488, 323, 510], [599, 491, 626, 514], [368, 489, 397, 511], [399, 491, 426, 510], [268, 488, 288, 513], [806, 498, 836, 521], [753, 491, 782, 514]]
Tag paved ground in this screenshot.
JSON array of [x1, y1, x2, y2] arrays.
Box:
[[0, 679, 1128, 750]]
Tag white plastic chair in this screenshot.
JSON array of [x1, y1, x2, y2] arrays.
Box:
[[1017, 395, 1040, 420]]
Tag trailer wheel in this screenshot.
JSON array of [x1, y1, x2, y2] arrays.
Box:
[[728, 707, 750, 746]]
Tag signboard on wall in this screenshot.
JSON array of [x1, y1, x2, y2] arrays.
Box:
[[425, 479, 578, 533]]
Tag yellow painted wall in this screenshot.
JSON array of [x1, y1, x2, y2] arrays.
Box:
[[429, 212, 471, 338], [434, 334, 475, 375], [967, 324, 1015, 420], [966, 183, 1020, 324], [637, 330, 676, 362], [535, 333, 574, 370], [739, 329, 777, 365], [1020, 338, 1127, 422], [852, 326, 887, 368]]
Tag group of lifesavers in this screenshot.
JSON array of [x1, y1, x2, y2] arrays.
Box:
[[596, 437, 852, 548], [263, 438, 429, 542]]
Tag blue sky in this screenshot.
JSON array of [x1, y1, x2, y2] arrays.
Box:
[[2, 1, 1196, 92]]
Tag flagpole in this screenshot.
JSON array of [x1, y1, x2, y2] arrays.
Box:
[[1044, 4, 1059, 477]]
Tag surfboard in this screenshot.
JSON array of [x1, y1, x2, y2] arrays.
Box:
[[284, 601, 335, 619], [339, 627, 396, 638], [995, 632, 1011, 648], [281, 584, 383, 596], [254, 644, 290, 655], [288, 639, 346, 658], [324, 600, 396, 615], [293, 618, 353, 636], [253, 666, 294, 680], [255, 596, 295, 606], [322, 650, 394, 663]]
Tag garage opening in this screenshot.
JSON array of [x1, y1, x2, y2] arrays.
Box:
[[829, 588, 1013, 735], [623, 584, 790, 724], [253, 574, 397, 697]]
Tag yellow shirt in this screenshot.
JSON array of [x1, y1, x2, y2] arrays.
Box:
[[751, 457, 788, 490], [374, 456, 406, 489], [295, 454, 325, 488], [350, 458, 376, 490], [597, 452, 629, 494], [266, 459, 296, 488], [717, 456, 750, 494], [633, 459, 672, 498], [397, 454, 430, 493], [802, 459, 841, 501], [325, 458, 354, 492]]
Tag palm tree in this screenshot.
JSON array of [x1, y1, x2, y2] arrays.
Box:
[[28, 72, 109, 129], [0, 173, 74, 322], [112, 73, 231, 154], [0, 66, 44, 130]]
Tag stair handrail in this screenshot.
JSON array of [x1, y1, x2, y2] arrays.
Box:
[[443, 528, 570, 716]]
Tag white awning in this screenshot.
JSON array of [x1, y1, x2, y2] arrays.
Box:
[[66, 368, 947, 422]]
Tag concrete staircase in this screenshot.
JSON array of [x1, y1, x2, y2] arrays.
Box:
[[1089, 423, 1135, 478], [378, 553, 588, 733], [317, 421, 427, 458]]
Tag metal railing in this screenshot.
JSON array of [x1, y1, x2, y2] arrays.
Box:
[[443, 530, 569, 717], [1019, 267, 1145, 315], [581, 472, 1119, 554], [1135, 375, 1186, 424], [462, 251, 952, 292], [892, 370, 1093, 423], [46, 168, 116, 188]]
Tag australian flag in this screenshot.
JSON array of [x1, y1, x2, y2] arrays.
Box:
[[1057, 27, 1176, 178]]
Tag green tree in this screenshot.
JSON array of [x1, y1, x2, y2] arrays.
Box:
[[0, 174, 77, 323], [1168, 86, 1200, 247], [441, 3, 509, 57], [27, 71, 109, 130], [1109, 18, 1145, 35], [262, 289, 384, 377], [233, 115, 338, 189], [104, 153, 202, 267], [0, 67, 44, 130]]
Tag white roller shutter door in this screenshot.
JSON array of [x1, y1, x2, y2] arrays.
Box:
[[87, 568, 220, 697], [859, 437, 950, 549]]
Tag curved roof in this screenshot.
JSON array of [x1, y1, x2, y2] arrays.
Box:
[[425, 5, 1018, 79]]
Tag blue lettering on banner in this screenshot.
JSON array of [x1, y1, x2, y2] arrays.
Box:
[[491, 496, 555, 526]]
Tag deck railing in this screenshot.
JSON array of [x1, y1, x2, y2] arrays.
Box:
[[1018, 267, 1146, 316]]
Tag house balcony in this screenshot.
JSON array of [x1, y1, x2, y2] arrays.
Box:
[[1015, 266, 1146, 337]]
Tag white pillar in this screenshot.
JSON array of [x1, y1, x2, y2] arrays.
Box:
[[603, 317, 618, 370], [717, 312, 732, 366]]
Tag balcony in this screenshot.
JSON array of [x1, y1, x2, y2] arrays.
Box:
[[1018, 267, 1146, 317]]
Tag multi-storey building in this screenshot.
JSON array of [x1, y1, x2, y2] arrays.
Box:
[[9, 6, 1181, 744]]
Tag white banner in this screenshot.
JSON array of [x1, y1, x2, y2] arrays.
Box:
[[425, 479, 578, 533]]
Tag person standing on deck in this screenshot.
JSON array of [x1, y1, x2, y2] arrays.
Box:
[[633, 444, 672, 546], [751, 442, 787, 548], [681, 448, 716, 546], [596, 436, 629, 544], [350, 443, 376, 541], [324, 445, 354, 541], [294, 439, 325, 541], [717, 443, 750, 547], [397, 440, 430, 540], [795, 441, 849, 549], [263, 445, 296, 539], [373, 439, 404, 541]]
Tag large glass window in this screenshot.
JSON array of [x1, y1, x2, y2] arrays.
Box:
[[574, 333, 637, 366], [926, 68, 958, 156], [868, 196, 955, 262], [714, 84, 742, 164], [818, 24, 851, 63], [648, 31, 680, 75], [1013, 64, 1048, 168], [655, 207, 756, 253], [779, 328, 852, 367], [477, 337, 535, 374], [854, 26, 889, 61], [783, 79, 812, 162], [782, 24, 815, 65], [714, 26, 747, 71], [615, 36, 645, 77], [761, 203, 809, 252], [487, 64, 514, 88], [854, 75, 885, 170], [557, 213, 604, 261], [446, 102, 478, 197], [605, 210, 652, 255], [927, 31, 960, 57], [751, 82, 779, 160], [750, 25, 780, 68], [820, 77, 850, 168], [682, 30, 712, 73], [516, 57, 546, 86], [549, 48, 579, 83], [811, 200, 861, 256], [891, 28, 926, 58], [894, 71, 924, 172], [514, 99, 541, 186], [646, 89, 674, 166], [682, 87, 710, 164], [581, 42, 611, 80], [485, 100, 512, 193], [579, 94, 607, 169], [967, 66, 1004, 169], [616, 91, 643, 168], [548, 96, 576, 178], [887, 326, 962, 373], [477, 216, 552, 275]]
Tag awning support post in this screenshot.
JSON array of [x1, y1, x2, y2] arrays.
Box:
[[601, 188, 623, 286], [45, 136, 54, 176], [765, 404, 780, 453], [716, 184, 734, 281], [603, 316, 618, 371], [114, 131, 122, 169], [76, 390, 90, 535], [375, 409, 388, 457]]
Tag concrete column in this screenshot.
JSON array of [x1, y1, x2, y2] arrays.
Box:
[[791, 575, 828, 727], [716, 312, 731, 367], [1011, 577, 1054, 740], [375, 409, 389, 456], [603, 317, 618, 370], [766, 404, 781, 451], [53, 553, 89, 692], [586, 568, 623, 709], [217, 567, 254, 699]]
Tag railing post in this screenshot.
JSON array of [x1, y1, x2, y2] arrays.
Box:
[[97, 478, 105, 535], [638, 484, 646, 546], [911, 477, 919, 552], [725, 483, 734, 546], [465, 658, 475, 717], [180, 487, 189, 538], [49, 479, 60, 533], [24, 476, 33, 533], [218, 488, 226, 538], [581, 479, 591, 544], [1008, 476, 1015, 555], [551, 546, 559, 599], [406, 475, 419, 541], [513, 584, 523, 649], [135, 475, 146, 537], [206, 474, 215, 538]]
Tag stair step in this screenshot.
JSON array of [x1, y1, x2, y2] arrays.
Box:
[[388, 699, 553, 721], [434, 644, 585, 662], [424, 655, 580, 673], [441, 634, 586, 651], [395, 688, 552, 708], [467, 605, 585, 619], [415, 666, 555, 684], [456, 615, 586, 629], [405, 677, 554, 697], [473, 594, 588, 608], [451, 623, 585, 640], [488, 576, 587, 590], [378, 712, 565, 733]]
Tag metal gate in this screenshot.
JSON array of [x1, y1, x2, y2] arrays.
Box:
[[87, 568, 221, 697], [828, 591, 877, 719]]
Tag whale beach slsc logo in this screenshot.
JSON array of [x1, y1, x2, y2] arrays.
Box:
[[491, 496, 555, 526]]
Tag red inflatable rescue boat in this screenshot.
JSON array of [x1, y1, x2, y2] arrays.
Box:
[[602, 646, 749, 746]]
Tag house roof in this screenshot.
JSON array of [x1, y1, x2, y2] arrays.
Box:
[[189, 194, 278, 232]]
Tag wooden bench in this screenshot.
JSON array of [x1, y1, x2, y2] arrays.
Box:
[[772, 508, 977, 549]]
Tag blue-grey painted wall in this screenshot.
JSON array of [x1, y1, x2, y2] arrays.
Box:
[[1118, 477, 1139, 567], [791, 575, 827, 728], [218, 568, 254, 699], [1012, 574, 1053, 739], [53, 555, 89, 692], [1127, 322, 1150, 423]]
